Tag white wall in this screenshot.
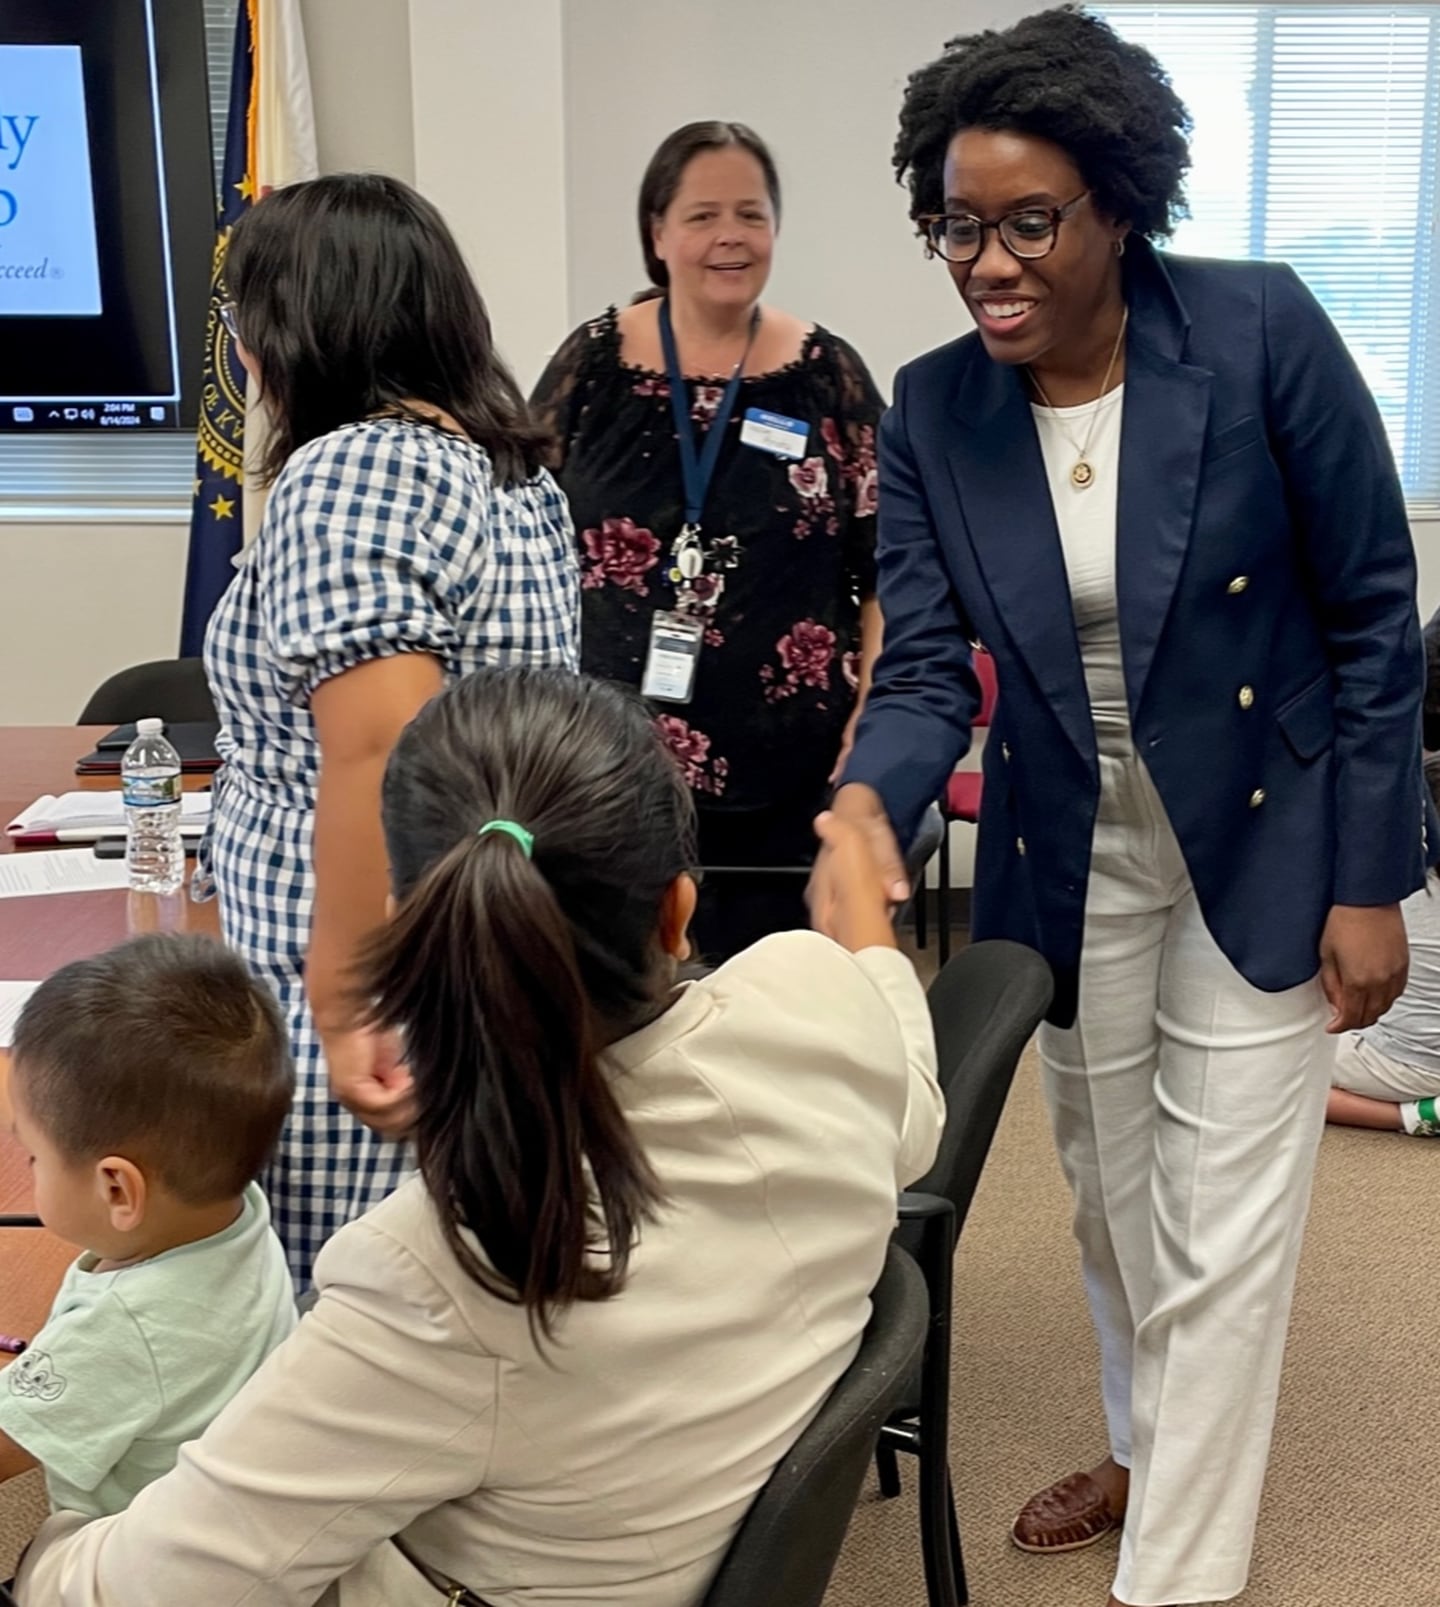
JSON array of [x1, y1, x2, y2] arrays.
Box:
[[408, 0, 569, 393], [0, 523, 190, 724], [303, 0, 415, 182], [1412, 518, 1440, 619]]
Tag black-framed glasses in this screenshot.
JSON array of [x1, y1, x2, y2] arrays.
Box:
[[918, 191, 1091, 264], [218, 300, 241, 342]]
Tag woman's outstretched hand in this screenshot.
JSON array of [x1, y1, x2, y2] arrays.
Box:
[[807, 785, 908, 952]]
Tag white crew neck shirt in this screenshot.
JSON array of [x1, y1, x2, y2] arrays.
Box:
[[1032, 384, 1128, 752]]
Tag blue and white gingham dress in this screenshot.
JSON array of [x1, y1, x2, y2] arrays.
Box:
[[201, 418, 579, 1284]]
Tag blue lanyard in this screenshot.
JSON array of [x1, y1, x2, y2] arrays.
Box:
[[659, 298, 759, 531]]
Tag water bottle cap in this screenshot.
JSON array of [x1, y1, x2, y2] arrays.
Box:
[[136, 717, 164, 735]]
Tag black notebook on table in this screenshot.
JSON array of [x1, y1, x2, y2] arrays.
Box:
[[74, 720, 222, 776]]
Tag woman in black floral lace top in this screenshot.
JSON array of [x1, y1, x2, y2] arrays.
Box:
[[531, 121, 885, 959]]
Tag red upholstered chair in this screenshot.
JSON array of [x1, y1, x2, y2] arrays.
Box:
[[935, 650, 998, 966]]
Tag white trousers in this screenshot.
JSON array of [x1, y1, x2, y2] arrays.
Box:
[[1039, 748, 1333, 1606]]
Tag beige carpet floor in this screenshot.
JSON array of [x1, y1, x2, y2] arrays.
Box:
[[822, 1045, 1440, 1607], [0, 1043, 1434, 1604]]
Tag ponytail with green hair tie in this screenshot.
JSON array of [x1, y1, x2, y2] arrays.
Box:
[[477, 819, 534, 859]]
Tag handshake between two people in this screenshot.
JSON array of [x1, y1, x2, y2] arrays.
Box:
[[324, 782, 909, 1140]]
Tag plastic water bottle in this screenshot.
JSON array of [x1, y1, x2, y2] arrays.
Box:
[[121, 718, 184, 894]]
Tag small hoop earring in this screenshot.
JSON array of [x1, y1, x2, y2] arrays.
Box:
[[1114, 238, 1127, 258]]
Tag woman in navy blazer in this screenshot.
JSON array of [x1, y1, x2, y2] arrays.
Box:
[[811, 11, 1428, 1607]]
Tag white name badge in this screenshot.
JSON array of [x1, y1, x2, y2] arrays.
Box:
[[740, 407, 809, 460], [642, 611, 705, 705]]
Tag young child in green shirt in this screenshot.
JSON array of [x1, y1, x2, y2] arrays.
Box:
[[0, 934, 297, 1518]]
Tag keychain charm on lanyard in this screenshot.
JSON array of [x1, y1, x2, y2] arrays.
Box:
[[659, 297, 758, 616]]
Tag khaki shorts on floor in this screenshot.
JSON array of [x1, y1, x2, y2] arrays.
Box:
[[1332, 1032, 1440, 1103]]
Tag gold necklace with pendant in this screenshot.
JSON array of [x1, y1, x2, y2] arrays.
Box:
[[1027, 308, 1130, 490]]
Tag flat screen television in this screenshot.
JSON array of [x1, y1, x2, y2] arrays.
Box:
[[0, 0, 214, 433]]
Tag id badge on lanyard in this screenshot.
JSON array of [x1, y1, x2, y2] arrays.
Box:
[[642, 610, 705, 705]]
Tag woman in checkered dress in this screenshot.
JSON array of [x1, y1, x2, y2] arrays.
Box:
[[198, 175, 579, 1284]]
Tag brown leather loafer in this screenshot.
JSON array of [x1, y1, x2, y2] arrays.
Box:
[[1011, 1469, 1124, 1554]]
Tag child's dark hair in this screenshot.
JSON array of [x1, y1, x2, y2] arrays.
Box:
[[353, 667, 696, 1331], [637, 120, 781, 291], [12, 935, 293, 1205], [226, 172, 547, 487], [894, 6, 1191, 239]]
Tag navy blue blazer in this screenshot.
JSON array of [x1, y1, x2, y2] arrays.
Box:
[[845, 239, 1429, 1026]]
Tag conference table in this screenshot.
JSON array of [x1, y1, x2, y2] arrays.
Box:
[[0, 728, 220, 1350]]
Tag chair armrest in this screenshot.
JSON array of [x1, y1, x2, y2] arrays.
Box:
[[896, 1190, 951, 1223], [894, 1193, 956, 1320]]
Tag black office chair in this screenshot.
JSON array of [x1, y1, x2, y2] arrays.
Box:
[[878, 940, 1055, 1607], [77, 659, 217, 726], [702, 1242, 929, 1607]]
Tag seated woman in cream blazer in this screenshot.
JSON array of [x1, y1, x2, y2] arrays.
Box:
[[17, 668, 943, 1607]]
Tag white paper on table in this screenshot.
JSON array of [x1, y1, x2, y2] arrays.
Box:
[[0, 982, 40, 1049], [6, 792, 210, 839], [0, 852, 132, 899]]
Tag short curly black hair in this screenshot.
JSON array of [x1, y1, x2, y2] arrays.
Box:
[[894, 6, 1192, 240]]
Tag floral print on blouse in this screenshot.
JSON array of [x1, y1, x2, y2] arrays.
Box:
[[531, 307, 884, 814]]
